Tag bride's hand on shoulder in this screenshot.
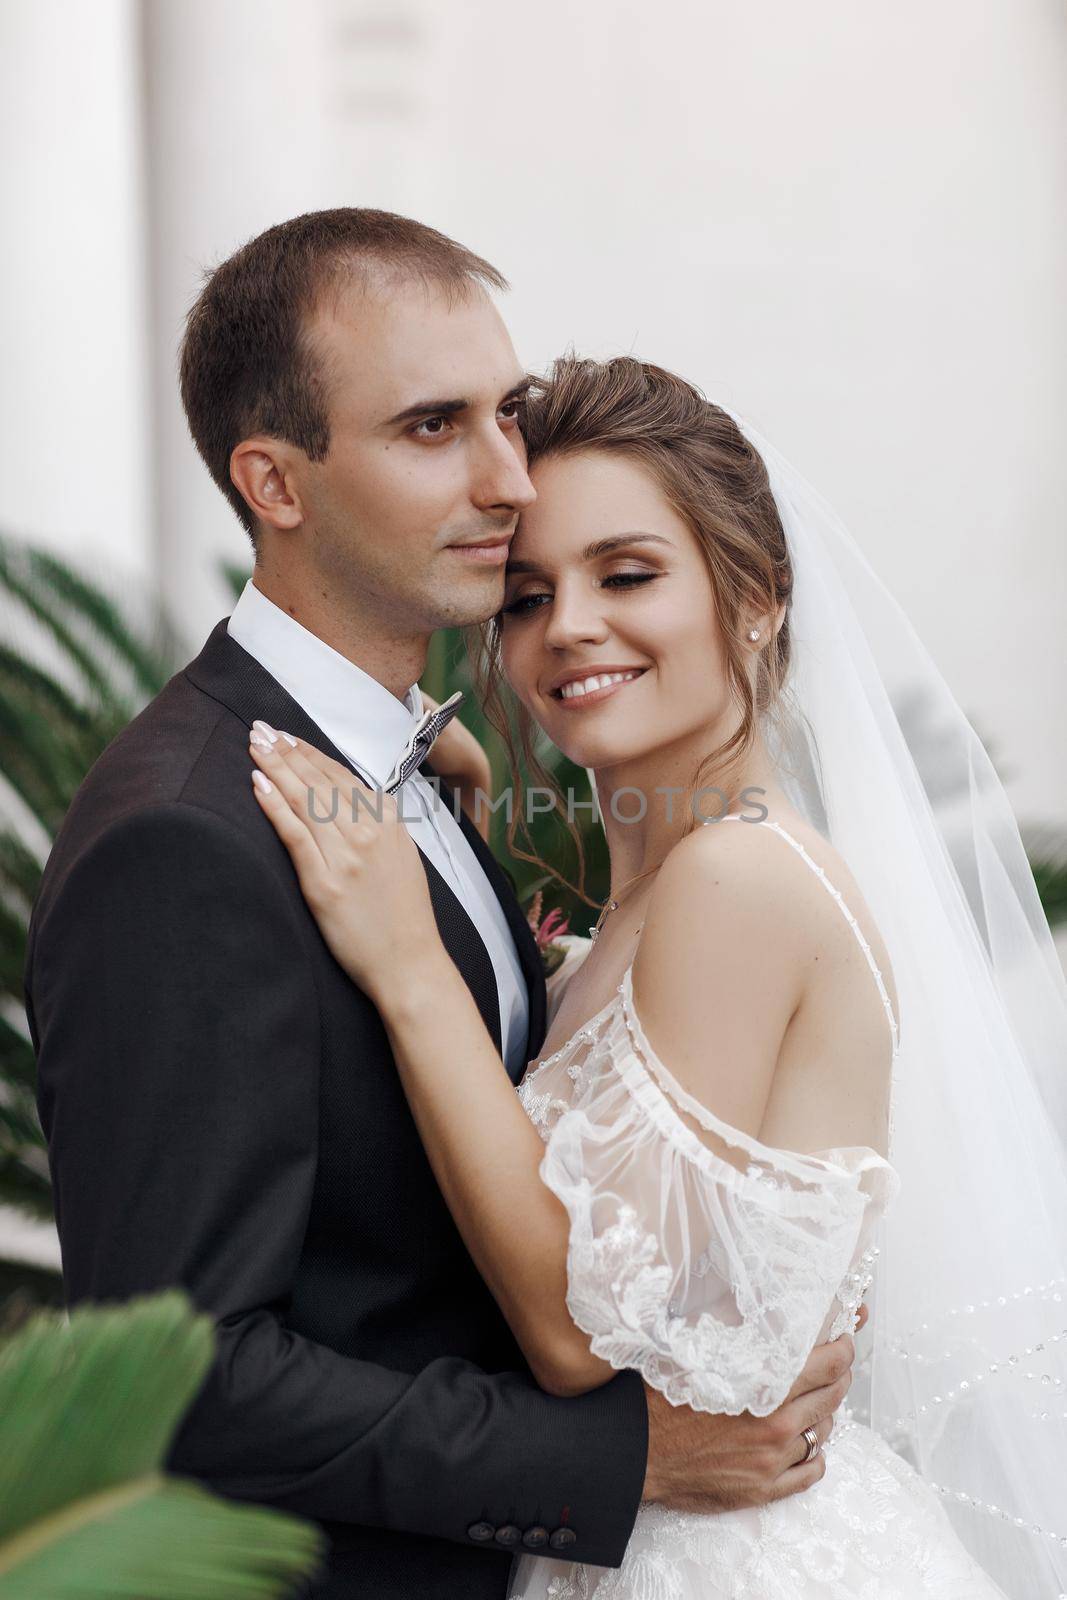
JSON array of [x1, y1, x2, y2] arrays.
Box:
[[247, 721, 444, 1007]]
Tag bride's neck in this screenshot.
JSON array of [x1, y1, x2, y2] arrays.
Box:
[[592, 737, 785, 893]]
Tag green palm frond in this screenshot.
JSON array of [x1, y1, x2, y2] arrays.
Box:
[[0, 534, 189, 1230], [0, 1090, 41, 1153], [0, 831, 43, 913], [0, 539, 132, 711], [0, 1151, 51, 1222], [0, 535, 181, 702], [0, 1005, 50, 1219], [0, 1291, 324, 1598], [0, 646, 108, 836], [0, 1014, 36, 1096]]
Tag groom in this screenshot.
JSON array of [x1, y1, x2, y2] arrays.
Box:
[[25, 209, 852, 1598]]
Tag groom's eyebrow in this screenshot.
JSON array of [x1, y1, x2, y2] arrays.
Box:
[[507, 533, 673, 575], [383, 375, 532, 427]]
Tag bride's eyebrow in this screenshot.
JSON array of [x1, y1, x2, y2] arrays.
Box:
[[506, 532, 672, 576]]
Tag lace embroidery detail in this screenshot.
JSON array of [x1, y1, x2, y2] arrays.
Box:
[[538, 1018, 608, 1071], [828, 1243, 880, 1341], [518, 1082, 570, 1133], [519, 960, 893, 1415]]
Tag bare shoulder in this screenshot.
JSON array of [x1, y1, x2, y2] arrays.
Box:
[[662, 808, 899, 1026], [645, 812, 820, 952], [630, 819, 814, 1129], [634, 804, 891, 1032]]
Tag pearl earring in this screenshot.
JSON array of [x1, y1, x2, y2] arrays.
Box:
[[747, 628, 760, 642]]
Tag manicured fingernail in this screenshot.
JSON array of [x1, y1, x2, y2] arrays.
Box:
[[279, 730, 298, 747], [252, 720, 278, 743], [250, 730, 274, 750], [252, 770, 273, 794]]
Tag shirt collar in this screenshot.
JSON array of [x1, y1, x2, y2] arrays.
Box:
[[227, 579, 423, 785]]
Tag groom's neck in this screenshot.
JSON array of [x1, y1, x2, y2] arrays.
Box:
[[249, 568, 430, 703]]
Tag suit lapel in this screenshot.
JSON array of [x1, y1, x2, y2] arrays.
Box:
[[419, 755, 550, 1081], [426, 767, 548, 1071], [185, 620, 504, 1057]]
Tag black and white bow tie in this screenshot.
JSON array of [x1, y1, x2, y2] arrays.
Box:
[[383, 690, 465, 794]]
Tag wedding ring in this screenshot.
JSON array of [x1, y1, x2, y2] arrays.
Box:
[[801, 1426, 821, 1463]]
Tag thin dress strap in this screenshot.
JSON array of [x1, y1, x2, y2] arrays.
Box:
[[716, 815, 900, 1055]]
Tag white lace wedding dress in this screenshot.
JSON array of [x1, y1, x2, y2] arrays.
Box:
[[508, 819, 1005, 1600]]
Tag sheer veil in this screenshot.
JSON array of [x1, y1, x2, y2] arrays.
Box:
[[717, 415, 1067, 1596]]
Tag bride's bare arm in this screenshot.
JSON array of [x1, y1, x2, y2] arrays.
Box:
[[379, 955, 614, 1396], [247, 727, 613, 1395]]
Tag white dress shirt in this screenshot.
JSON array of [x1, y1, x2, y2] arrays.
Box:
[[228, 580, 529, 1073]]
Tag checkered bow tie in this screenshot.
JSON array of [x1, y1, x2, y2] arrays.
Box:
[[383, 690, 466, 794]]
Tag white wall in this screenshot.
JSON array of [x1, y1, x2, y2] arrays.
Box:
[[411, 0, 1067, 822]]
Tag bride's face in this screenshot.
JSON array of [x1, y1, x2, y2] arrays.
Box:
[[499, 450, 736, 773]]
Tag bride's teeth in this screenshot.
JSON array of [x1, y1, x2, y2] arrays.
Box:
[[558, 670, 641, 700]]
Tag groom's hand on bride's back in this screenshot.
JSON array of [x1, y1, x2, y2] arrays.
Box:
[[641, 1331, 856, 1512]]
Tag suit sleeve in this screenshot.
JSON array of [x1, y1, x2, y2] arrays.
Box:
[[28, 802, 648, 1564]]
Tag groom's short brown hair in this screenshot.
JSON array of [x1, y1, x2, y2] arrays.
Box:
[[179, 208, 508, 541]]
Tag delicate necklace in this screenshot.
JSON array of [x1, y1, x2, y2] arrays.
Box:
[[589, 863, 661, 943]]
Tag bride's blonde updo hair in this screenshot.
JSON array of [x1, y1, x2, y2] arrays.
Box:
[[470, 355, 795, 902]]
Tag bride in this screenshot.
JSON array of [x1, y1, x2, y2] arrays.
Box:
[[245, 356, 1067, 1597]]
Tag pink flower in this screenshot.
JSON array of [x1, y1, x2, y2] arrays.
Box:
[[526, 891, 572, 950], [535, 908, 571, 950]]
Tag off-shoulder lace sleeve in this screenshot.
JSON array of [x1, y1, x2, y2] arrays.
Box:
[[524, 967, 895, 1417]]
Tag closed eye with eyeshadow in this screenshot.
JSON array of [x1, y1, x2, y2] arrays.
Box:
[[502, 569, 659, 617]]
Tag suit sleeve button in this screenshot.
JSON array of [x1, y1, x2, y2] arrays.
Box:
[[467, 1521, 495, 1543], [549, 1527, 578, 1550], [521, 1525, 549, 1549], [494, 1524, 522, 1548]]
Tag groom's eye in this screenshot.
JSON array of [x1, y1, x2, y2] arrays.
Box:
[[410, 415, 451, 439]]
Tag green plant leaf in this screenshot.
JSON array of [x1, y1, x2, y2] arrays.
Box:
[[4, 538, 181, 700], [0, 1016, 36, 1096], [0, 1149, 52, 1219], [0, 1292, 324, 1598], [0, 830, 42, 913], [0, 1474, 324, 1599]]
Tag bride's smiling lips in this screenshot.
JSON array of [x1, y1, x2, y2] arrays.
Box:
[[546, 664, 650, 709]]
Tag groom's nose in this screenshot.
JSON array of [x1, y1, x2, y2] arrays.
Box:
[[469, 425, 537, 515]]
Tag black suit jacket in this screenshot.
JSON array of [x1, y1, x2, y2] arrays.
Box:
[[25, 620, 648, 1599]]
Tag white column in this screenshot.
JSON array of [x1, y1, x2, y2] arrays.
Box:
[[139, 0, 341, 640], [0, 0, 151, 579]]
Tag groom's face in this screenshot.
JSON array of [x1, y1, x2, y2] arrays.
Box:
[[296, 273, 536, 632]]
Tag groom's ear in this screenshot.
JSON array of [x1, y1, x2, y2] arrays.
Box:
[[230, 436, 305, 533]]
